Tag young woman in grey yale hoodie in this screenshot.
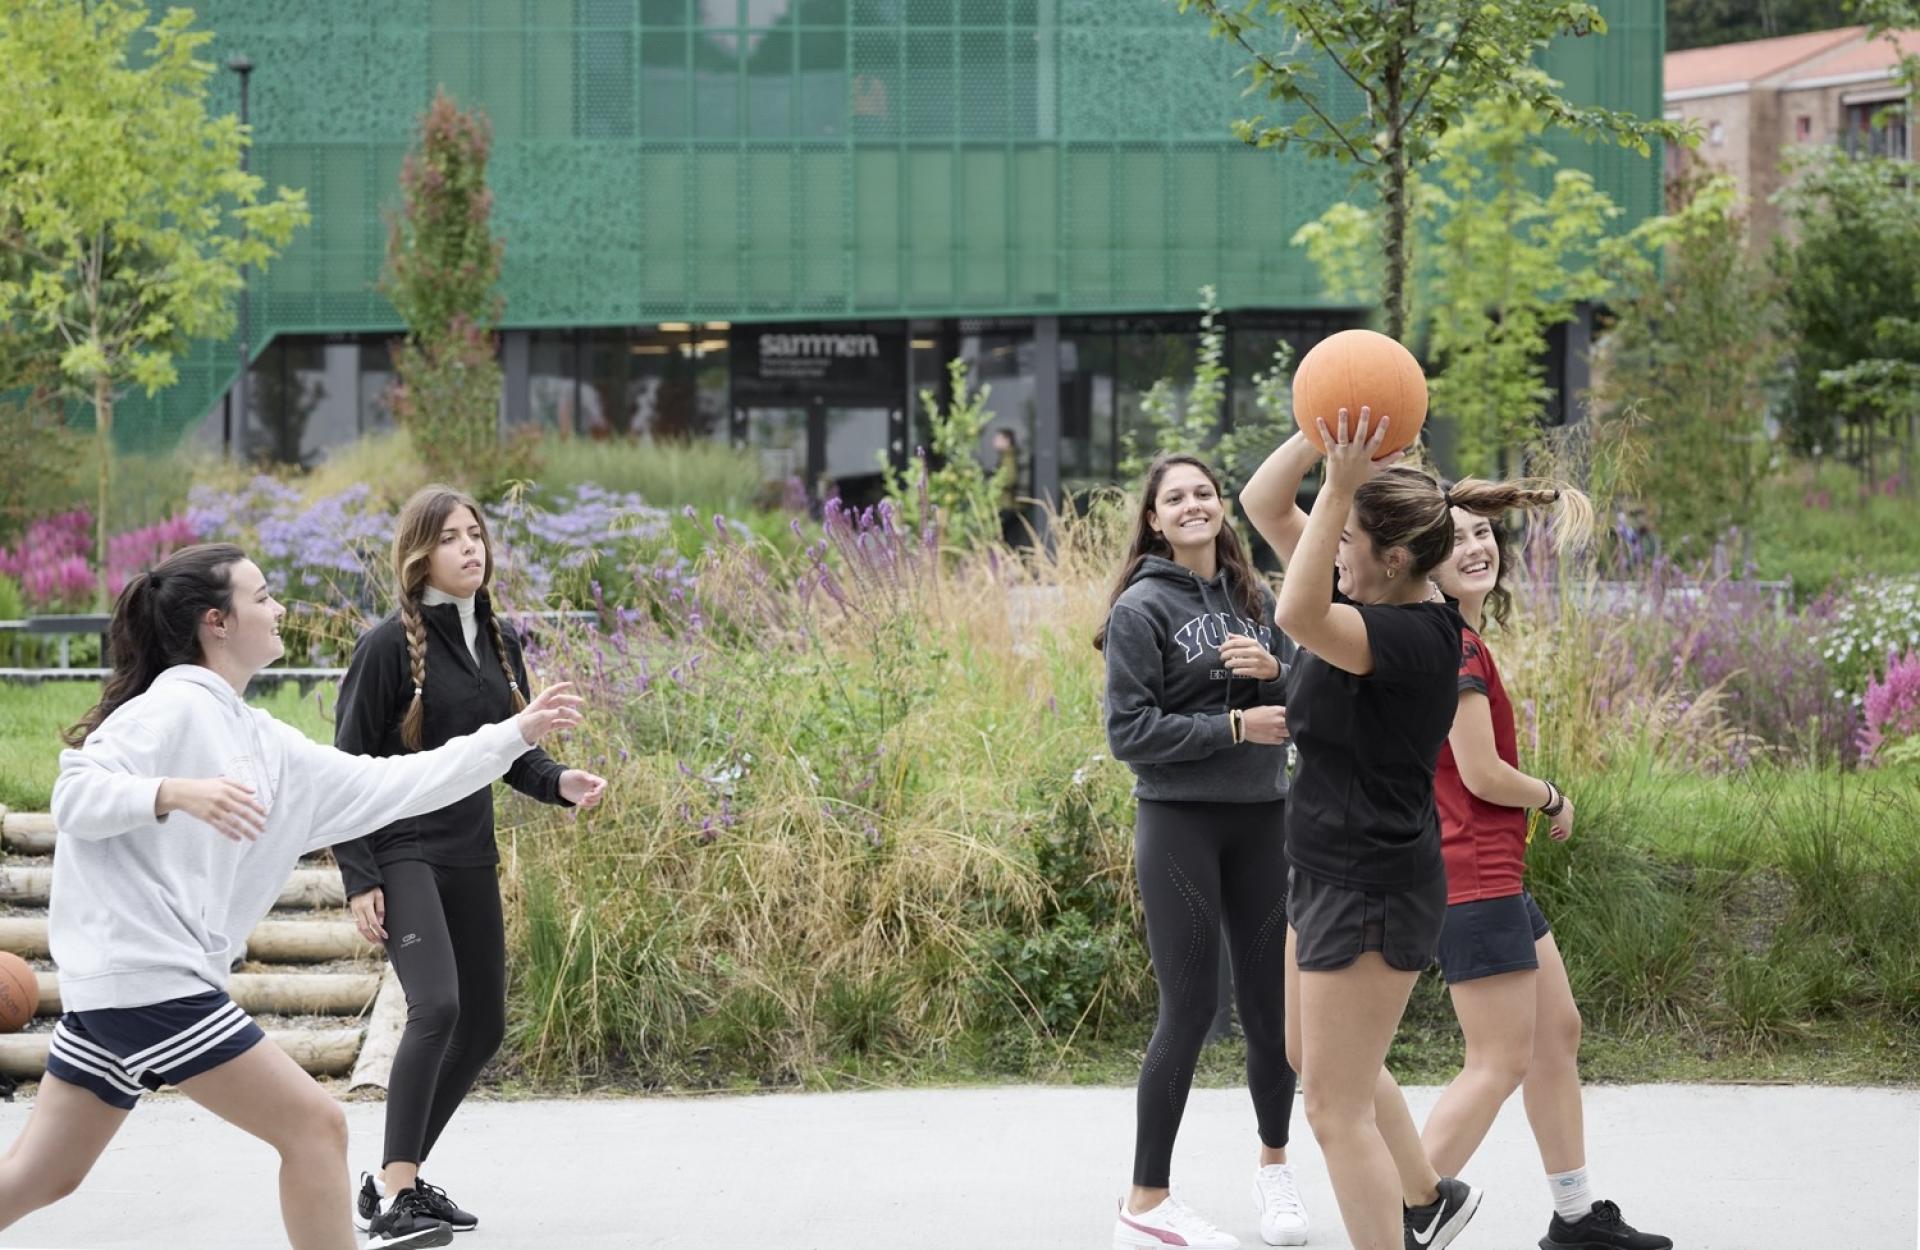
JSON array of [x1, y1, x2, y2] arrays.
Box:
[[2, 543, 581, 1250], [1099, 454, 1310, 1250]]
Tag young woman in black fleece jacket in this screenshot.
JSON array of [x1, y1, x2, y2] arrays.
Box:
[[1099, 453, 1309, 1250], [334, 486, 605, 1245]]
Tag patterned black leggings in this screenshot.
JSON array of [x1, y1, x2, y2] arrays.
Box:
[[1132, 798, 1296, 1188]]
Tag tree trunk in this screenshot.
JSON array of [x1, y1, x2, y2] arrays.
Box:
[[1896, 405, 1912, 495], [1381, 43, 1410, 345], [1382, 159, 1408, 342], [94, 375, 113, 610]]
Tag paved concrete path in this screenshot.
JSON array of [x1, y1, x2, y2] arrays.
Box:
[[0, 1083, 1911, 1248]]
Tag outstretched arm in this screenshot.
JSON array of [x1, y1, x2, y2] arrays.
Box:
[[276, 684, 584, 852]]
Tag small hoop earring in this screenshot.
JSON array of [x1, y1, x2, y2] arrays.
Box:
[[1387, 569, 1397, 579]]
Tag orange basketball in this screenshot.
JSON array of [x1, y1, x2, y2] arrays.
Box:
[[0, 952, 36, 1033], [1292, 329, 1429, 457]]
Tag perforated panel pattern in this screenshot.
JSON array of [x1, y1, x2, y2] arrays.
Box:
[[111, 0, 1661, 449]]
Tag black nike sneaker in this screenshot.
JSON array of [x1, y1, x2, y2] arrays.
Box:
[[1404, 1176, 1484, 1250], [364, 1187, 455, 1249], [1539, 1199, 1673, 1250], [354, 1171, 380, 1231], [414, 1178, 479, 1233]]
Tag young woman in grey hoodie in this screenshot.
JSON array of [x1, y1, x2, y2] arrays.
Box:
[[1, 542, 581, 1250], [1099, 454, 1308, 1250]]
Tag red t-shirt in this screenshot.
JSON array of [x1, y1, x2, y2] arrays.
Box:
[[1434, 626, 1530, 904]]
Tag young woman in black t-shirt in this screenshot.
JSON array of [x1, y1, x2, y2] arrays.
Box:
[[1240, 411, 1580, 1250]]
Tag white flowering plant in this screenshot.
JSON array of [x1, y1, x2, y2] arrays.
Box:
[[1817, 576, 1920, 702]]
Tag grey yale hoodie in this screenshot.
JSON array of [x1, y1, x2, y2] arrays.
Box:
[[49, 664, 534, 1012], [1103, 555, 1296, 803]]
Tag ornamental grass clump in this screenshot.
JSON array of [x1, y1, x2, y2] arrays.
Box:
[[495, 490, 1157, 1084]]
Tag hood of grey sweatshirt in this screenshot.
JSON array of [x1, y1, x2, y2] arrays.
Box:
[[49, 663, 532, 1012], [1102, 555, 1296, 803]]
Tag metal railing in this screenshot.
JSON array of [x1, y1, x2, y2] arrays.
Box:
[[0, 610, 603, 689]]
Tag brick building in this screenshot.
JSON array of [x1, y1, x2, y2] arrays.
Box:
[[1666, 26, 1918, 243]]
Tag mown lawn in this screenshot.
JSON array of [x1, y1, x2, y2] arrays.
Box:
[[0, 681, 334, 812]]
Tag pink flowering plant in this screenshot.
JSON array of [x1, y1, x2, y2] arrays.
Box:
[[0, 508, 202, 612], [1860, 649, 1920, 766]]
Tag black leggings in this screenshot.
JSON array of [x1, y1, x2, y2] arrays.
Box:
[[380, 861, 506, 1170], [1133, 798, 1295, 1189]]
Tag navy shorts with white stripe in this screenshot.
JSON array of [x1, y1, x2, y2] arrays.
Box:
[[46, 990, 267, 1110]]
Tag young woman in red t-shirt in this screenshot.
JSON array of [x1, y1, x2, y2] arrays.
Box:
[[1421, 503, 1671, 1250]]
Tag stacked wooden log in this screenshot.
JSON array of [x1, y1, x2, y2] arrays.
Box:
[[0, 806, 404, 1087]]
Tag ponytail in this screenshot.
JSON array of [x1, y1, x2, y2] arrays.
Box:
[[1353, 468, 1593, 581], [64, 543, 245, 747], [1446, 478, 1595, 559]]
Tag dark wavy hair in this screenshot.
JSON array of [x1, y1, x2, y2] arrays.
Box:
[[64, 543, 248, 747], [1093, 454, 1263, 652]]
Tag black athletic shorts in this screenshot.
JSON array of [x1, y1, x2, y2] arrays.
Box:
[[46, 989, 267, 1110], [1288, 867, 1447, 973], [1435, 889, 1552, 985]]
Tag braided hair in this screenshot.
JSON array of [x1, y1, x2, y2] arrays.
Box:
[[390, 486, 527, 750]]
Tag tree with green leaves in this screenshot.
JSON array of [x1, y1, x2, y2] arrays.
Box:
[[1293, 101, 1620, 476], [1591, 177, 1784, 559], [1666, 0, 1851, 51], [1798, 3, 1920, 495], [1118, 285, 1296, 493], [880, 358, 1008, 552], [384, 89, 507, 489], [1775, 150, 1920, 486], [0, 0, 308, 604], [1178, 0, 1682, 344]]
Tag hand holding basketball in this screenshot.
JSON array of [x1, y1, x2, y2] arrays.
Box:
[[1292, 329, 1428, 457], [1318, 407, 1402, 495]]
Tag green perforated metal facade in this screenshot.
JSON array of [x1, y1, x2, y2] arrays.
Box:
[[121, 0, 1664, 453]]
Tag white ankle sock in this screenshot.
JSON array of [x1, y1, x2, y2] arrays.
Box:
[[1547, 1167, 1593, 1222]]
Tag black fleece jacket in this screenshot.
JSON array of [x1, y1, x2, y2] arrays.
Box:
[[332, 596, 571, 901]]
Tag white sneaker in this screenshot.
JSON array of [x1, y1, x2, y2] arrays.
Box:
[[1253, 1163, 1309, 1246], [1114, 1192, 1241, 1249]]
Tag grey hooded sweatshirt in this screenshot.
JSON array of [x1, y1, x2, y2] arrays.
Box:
[[1102, 555, 1296, 803]]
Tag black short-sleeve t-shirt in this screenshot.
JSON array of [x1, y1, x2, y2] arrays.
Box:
[[1284, 592, 1466, 892]]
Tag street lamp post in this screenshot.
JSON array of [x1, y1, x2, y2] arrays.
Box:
[[227, 55, 253, 463]]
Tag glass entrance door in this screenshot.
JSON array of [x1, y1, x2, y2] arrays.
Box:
[[744, 405, 808, 496], [820, 404, 893, 511], [739, 401, 898, 513]]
